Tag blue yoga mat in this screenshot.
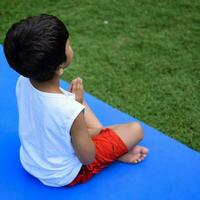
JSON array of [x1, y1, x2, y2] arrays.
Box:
[[0, 44, 200, 200]]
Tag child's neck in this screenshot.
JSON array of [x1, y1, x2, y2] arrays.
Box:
[[30, 75, 63, 94]]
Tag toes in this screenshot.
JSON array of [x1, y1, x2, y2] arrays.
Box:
[[135, 154, 145, 163], [130, 150, 148, 164], [138, 156, 144, 162], [134, 159, 141, 164], [132, 155, 140, 163], [141, 154, 146, 158], [132, 157, 142, 164], [131, 146, 149, 156], [141, 147, 149, 155]]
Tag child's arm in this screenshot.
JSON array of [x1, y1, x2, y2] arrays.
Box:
[[69, 78, 103, 134], [70, 111, 96, 165], [69, 77, 96, 165]]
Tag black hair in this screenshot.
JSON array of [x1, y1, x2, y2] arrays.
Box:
[[3, 14, 69, 82]]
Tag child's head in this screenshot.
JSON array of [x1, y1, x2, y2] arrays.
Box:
[[4, 14, 73, 82]]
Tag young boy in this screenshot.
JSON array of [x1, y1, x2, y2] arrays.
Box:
[[3, 14, 149, 187]]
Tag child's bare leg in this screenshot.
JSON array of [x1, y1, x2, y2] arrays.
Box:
[[106, 123, 149, 163], [82, 101, 149, 163], [83, 100, 103, 131], [87, 124, 148, 163], [106, 122, 143, 150]]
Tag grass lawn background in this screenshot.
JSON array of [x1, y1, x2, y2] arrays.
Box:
[[0, 0, 199, 151]]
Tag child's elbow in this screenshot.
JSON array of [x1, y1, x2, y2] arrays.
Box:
[[81, 158, 95, 165], [80, 145, 96, 165]]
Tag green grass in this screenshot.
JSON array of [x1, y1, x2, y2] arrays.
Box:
[[0, 0, 199, 151]]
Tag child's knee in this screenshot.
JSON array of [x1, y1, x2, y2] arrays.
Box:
[[129, 122, 144, 140]]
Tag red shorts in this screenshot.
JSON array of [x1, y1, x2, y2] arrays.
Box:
[[66, 128, 128, 187]]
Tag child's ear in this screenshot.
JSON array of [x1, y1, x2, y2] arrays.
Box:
[[56, 66, 64, 76]]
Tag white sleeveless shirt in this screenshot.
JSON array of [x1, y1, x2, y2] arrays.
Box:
[[16, 75, 84, 187]]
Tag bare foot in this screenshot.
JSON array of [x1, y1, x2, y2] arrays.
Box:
[[117, 146, 149, 164], [130, 146, 149, 156]]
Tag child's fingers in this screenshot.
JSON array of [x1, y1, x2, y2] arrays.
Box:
[[76, 82, 80, 91], [70, 77, 83, 93], [71, 81, 79, 93], [70, 79, 77, 93], [75, 78, 83, 90], [70, 83, 74, 94], [71, 80, 78, 93], [78, 78, 83, 88], [73, 79, 79, 90], [79, 83, 84, 91], [77, 77, 82, 84], [68, 77, 84, 103]]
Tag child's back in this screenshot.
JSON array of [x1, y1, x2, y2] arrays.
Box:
[[16, 75, 84, 186], [4, 14, 148, 188]]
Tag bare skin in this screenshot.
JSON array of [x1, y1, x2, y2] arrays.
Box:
[[69, 78, 149, 164], [87, 126, 149, 164], [30, 39, 149, 164]]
